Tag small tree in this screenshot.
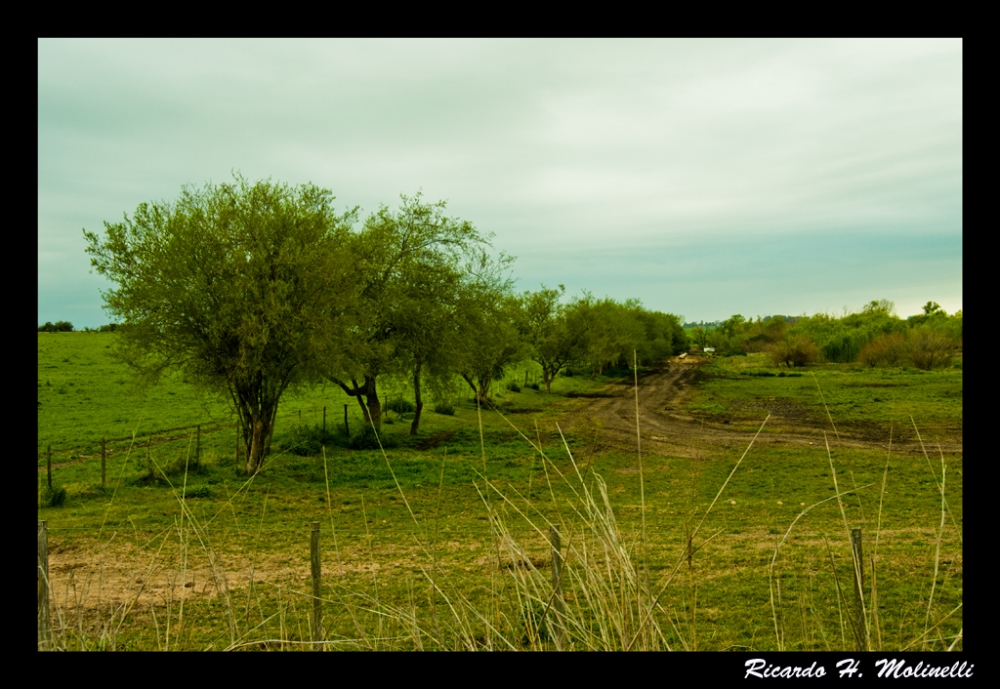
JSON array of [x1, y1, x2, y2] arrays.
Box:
[[767, 335, 820, 368], [522, 285, 591, 393], [858, 332, 908, 367], [909, 327, 955, 370], [84, 176, 357, 474]]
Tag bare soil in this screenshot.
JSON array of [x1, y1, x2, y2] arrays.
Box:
[[560, 357, 962, 457]]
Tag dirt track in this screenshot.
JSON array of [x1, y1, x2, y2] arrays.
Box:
[[561, 357, 962, 458]]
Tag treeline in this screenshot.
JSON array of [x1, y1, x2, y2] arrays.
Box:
[[690, 300, 962, 370], [38, 322, 120, 333], [83, 176, 686, 474], [37, 321, 75, 332]]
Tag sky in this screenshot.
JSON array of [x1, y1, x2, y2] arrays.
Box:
[[38, 38, 962, 328]]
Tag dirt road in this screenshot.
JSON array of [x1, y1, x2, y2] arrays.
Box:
[[561, 357, 962, 457]]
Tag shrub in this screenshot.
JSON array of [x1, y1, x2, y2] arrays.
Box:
[[858, 332, 908, 368], [766, 335, 820, 367], [350, 425, 398, 450], [909, 328, 955, 370], [433, 402, 456, 416], [505, 381, 521, 393], [386, 398, 416, 414], [40, 482, 67, 507], [527, 382, 540, 391], [279, 424, 336, 457]]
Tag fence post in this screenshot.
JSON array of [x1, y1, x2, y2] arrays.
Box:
[[38, 520, 51, 650], [310, 521, 322, 651], [850, 527, 868, 651], [549, 525, 566, 651], [101, 437, 106, 490], [47, 445, 52, 490], [344, 405, 349, 437]]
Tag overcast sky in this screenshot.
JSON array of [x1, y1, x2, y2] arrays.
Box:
[[38, 38, 961, 327]]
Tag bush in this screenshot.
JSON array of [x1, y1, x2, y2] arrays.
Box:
[[505, 381, 521, 393], [350, 425, 398, 450], [909, 329, 955, 370], [433, 402, 456, 416], [766, 335, 820, 368], [858, 332, 908, 368], [279, 424, 336, 457], [40, 482, 67, 507], [386, 398, 416, 414], [526, 382, 540, 391]]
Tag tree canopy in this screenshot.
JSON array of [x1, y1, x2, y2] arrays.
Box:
[[84, 176, 358, 474]]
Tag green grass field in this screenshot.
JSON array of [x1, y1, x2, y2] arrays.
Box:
[[37, 334, 962, 651]]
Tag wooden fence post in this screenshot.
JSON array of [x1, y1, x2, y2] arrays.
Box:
[[38, 520, 51, 650], [851, 527, 868, 651], [310, 521, 322, 651], [549, 525, 566, 650], [101, 437, 106, 490]]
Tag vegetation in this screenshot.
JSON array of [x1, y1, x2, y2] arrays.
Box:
[[37, 330, 960, 652], [39, 176, 959, 652], [84, 176, 358, 475]]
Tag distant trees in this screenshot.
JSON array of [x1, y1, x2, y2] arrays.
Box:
[[695, 299, 961, 370], [37, 321, 73, 332]]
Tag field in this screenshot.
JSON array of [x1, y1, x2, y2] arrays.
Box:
[[37, 333, 963, 651]]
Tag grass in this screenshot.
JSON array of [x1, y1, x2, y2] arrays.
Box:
[[37, 336, 962, 651]]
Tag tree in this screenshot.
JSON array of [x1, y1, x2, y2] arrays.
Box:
[[84, 176, 357, 475], [452, 250, 523, 407], [325, 193, 489, 431], [922, 301, 942, 316], [521, 285, 591, 393]]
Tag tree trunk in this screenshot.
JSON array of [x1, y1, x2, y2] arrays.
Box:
[[243, 404, 277, 475], [363, 375, 382, 430], [410, 363, 423, 436], [461, 373, 492, 408], [333, 375, 382, 430]]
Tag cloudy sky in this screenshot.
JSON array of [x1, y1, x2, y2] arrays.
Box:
[[38, 38, 961, 327]]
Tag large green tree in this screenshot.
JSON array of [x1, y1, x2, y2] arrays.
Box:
[[453, 251, 523, 407], [326, 193, 487, 430], [522, 285, 590, 393], [84, 176, 357, 474]]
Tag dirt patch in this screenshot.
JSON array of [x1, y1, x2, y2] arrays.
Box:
[[559, 361, 961, 458], [412, 430, 455, 451]]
